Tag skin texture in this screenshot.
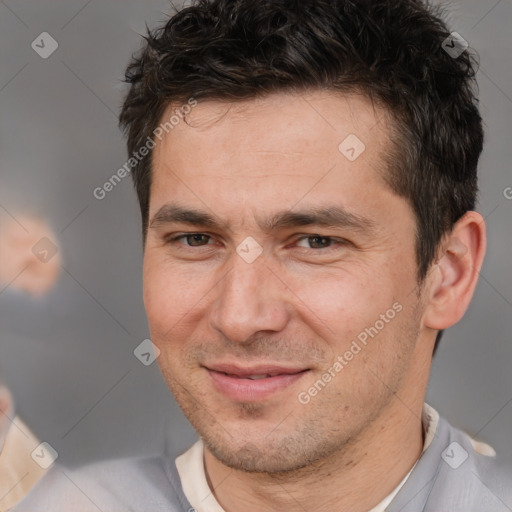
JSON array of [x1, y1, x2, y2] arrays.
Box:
[[143, 90, 486, 512]]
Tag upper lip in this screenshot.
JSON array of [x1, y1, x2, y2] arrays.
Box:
[[204, 363, 308, 378]]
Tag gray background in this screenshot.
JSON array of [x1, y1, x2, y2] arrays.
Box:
[[0, 0, 510, 467]]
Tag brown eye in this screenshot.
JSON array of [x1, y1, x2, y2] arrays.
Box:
[[184, 234, 210, 246], [296, 235, 334, 249], [166, 233, 212, 247]]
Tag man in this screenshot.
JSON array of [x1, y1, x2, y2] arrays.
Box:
[[14, 0, 512, 510]]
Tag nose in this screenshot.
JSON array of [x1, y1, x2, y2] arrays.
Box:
[[208, 252, 291, 344]]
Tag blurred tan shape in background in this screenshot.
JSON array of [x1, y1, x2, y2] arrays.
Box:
[[0, 214, 60, 297]]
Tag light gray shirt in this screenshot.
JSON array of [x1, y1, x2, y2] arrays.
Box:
[[12, 413, 512, 511]]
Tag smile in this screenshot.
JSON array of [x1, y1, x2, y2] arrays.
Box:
[[204, 364, 310, 401]]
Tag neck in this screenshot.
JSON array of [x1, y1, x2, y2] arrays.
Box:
[[204, 397, 425, 512]]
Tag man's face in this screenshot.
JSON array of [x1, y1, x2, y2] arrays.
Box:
[[144, 91, 428, 473]]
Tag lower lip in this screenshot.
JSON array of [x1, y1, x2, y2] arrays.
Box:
[[207, 369, 308, 402]]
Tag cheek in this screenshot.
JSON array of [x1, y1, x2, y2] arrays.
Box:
[[143, 254, 181, 335], [143, 253, 212, 341], [291, 266, 398, 337], [291, 269, 416, 380]]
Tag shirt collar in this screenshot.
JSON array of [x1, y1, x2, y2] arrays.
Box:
[[175, 403, 440, 512]]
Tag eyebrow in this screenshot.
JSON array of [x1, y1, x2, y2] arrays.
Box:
[[149, 203, 376, 234]]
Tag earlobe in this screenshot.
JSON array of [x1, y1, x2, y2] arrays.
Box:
[[423, 211, 486, 331]]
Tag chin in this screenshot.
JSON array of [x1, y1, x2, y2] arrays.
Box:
[[202, 428, 342, 474], [207, 440, 306, 473]]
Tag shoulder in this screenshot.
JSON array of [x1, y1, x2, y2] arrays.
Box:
[[12, 455, 191, 512], [389, 413, 512, 512], [441, 415, 512, 500], [467, 441, 512, 509]]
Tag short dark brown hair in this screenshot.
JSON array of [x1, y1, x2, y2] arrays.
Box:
[[120, 0, 483, 280]]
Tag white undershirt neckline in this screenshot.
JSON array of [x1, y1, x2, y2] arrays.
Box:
[[175, 403, 442, 512]]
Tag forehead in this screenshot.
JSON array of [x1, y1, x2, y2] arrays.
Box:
[[149, 90, 396, 222], [156, 90, 390, 158]]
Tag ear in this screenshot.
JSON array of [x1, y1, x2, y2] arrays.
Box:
[[422, 211, 486, 331]]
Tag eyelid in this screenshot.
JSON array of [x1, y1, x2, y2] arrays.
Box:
[[293, 235, 348, 250], [165, 232, 349, 250], [166, 233, 214, 245]]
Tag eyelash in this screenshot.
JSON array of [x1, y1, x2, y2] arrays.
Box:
[[165, 233, 347, 252]]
